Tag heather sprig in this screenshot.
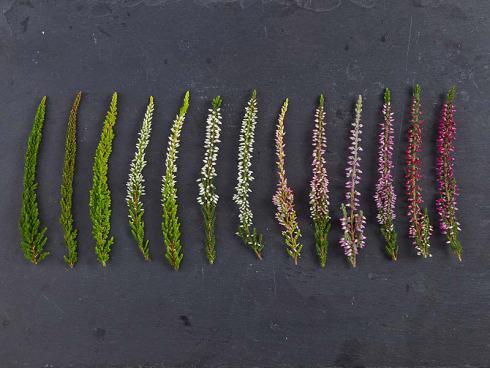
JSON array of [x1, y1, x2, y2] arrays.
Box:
[[374, 89, 398, 261], [19, 96, 49, 264], [340, 95, 366, 268], [405, 85, 432, 258], [272, 98, 303, 265], [126, 96, 154, 261], [89, 92, 118, 267], [162, 91, 190, 271], [197, 96, 223, 264], [233, 90, 264, 259], [309, 94, 331, 268], [436, 87, 462, 261], [60, 92, 81, 268]]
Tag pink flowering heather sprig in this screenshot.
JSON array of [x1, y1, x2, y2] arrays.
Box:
[[405, 84, 432, 258], [340, 95, 366, 268], [309, 94, 331, 268], [436, 86, 462, 261], [273, 98, 303, 265], [374, 88, 398, 261]]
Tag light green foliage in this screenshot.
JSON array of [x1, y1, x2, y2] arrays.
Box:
[[89, 92, 118, 267], [60, 92, 82, 268], [162, 91, 190, 270], [126, 96, 154, 261], [19, 97, 49, 264]]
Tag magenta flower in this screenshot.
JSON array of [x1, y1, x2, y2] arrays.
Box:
[[309, 94, 331, 268], [405, 84, 432, 258], [340, 95, 366, 268], [436, 86, 462, 261], [374, 88, 398, 261], [273, 98, 303, 265]]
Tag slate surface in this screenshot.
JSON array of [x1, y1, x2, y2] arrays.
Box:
[[0, 0, 489, 367]]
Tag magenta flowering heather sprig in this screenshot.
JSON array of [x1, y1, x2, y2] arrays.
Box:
[[374, 88, 398, 261], [436, 86, 462, 261], [273, 98, 303, 265], [309, 94, 331, 268], [340, 95, 366, 268], [405, 84, 432, 258]]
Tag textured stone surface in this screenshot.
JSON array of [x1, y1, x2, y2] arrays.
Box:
[[0, 0, 488, 366]]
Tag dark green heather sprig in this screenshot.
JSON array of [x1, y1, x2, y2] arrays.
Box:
[[162, 91, 190, 271], [374, 89, 398, 261], [19, 97, 48, 264], [89, 92, 118, 267], [60, 92, 82, 268], [197, 96, 223, 264], [273, 99, 303, 265], [126, 96, 154, 261], [309, 94, 331, 268], [233, 90, 264, 259]]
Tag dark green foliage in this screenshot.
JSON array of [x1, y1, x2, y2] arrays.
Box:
[[89, 92, 118, 267], [60, 92, 82, 268], [19, 97, 49, 264]]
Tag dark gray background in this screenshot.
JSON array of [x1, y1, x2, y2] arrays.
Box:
[[0, 0, 489, 367]]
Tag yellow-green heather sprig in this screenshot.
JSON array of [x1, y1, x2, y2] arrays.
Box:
[[89, 92, 118, 267], [126, 96, 154, 261], [19, 96, 49, 264], [233, 90, 264, 259], [197, 96, 223, 264], [309, 94, 331, 268], [162, 91, 190, 271], [60, 92, 82, 268], [272, 98, 303, 265]]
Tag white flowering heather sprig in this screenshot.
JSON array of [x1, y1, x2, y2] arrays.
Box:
[[126, 96, 154, 261], [309, 94, 331, 268], [374, 89, 398, 261], [273, 98, 303, 265], [162, 91, 189, 271], [197, 96, 223, 264], [405, 85, 432, 258], [436, 86, 462, 261], [233, 90, 264, 259], [340, 95, 366, 268]]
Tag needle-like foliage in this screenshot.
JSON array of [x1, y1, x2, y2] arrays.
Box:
[[309, 94, 331, 268], [436, 86, 462, 261], [126, 96, 154, 261], [89, 92, 118, 267], [340, 95, 366, 268], [162, 91, 190, 271], [233, 90, 264, 259], [375, 89, 398, 261], [19, 97, 49, 264], [60, 92, 82, 268], [405, 85, 432, 258], [197, 96, 223, 264], [273, 98, 303, 265]]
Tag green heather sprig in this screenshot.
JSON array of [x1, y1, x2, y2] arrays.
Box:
[[162, 91, 190, 271], [309, 94, 331, 268], [233, 90, 264, 259], [60, 92, 82, 268], [126, 96, 154, 261], [89, 92, 118, 267], [197, 96, 223, 264], [19, 97, 49, 264], [273, 98, 303, 265]]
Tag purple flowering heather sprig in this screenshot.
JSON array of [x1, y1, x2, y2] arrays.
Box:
[[374, 89, 398, 261], [436, 86, 462, 261], [309, 94, 331, 268], [405, 85, 432, 258], [273, 98, 303, 265], [340, 95, 366, 268]]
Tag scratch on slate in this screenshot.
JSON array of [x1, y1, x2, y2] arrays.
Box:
[[405, 16, 413, 74], [272, 263, 277, 296], [42, 294, 65, 314]]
